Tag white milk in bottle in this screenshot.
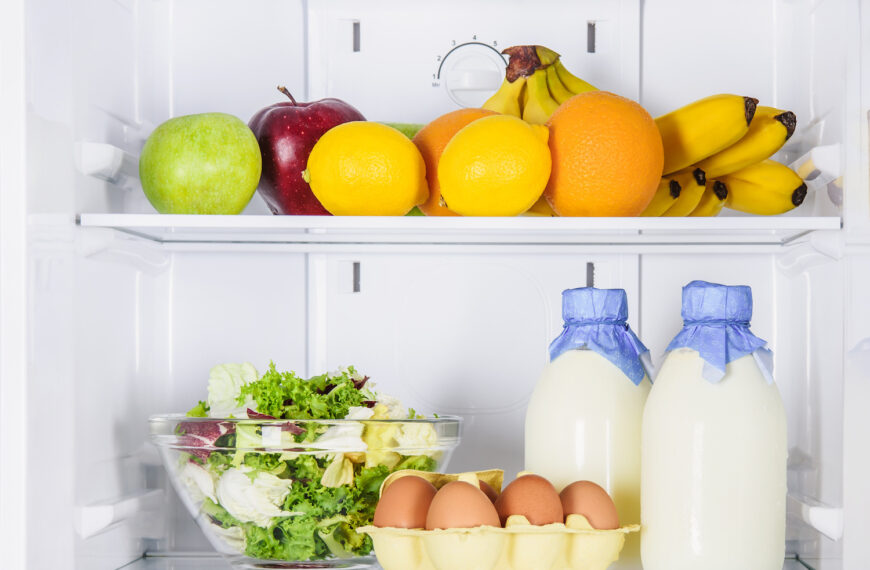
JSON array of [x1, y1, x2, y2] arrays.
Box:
[[525, 287, 651, 566], [641, 281, 787, 570]]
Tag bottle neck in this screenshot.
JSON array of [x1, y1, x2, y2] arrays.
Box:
[[683, 319, 750, 327]]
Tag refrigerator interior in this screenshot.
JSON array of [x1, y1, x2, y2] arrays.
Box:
[[1, 0, 869, 569]]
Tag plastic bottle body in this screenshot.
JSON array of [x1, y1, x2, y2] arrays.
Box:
[[525, 349, 649, 565], [641, 348, 787, 570]]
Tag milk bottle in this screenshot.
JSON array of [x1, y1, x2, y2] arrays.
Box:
[[641, 281, 787, 570], [525, 287, 651, 566]]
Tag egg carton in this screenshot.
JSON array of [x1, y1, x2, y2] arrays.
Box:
[[358, 469, 639, 570]]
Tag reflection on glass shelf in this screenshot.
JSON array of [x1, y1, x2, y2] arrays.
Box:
[[76, 213, 841, 249], [123, 554, 230, 569]]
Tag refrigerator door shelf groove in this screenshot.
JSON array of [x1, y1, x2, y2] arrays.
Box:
[[74, 142, 140, 191], [74, 489, 164, 539], [75, 226, 170, 274], [788, 494, 845, 542]]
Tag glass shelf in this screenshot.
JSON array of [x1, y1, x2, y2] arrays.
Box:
[[122, 554, 818, 570], [77, 213, 841, 250]]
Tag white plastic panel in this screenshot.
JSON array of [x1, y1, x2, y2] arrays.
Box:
[[308, 0, 640, 122], [84, 0, 138, 125], [23, 224, 164, 569], [170, 0, 307, 121], [0, 1, 28, 569], [316, 253, 638, 480], [641, 0, 775, 117], [28, 234, 78, 568], [776, 254, 845, 561], [842, 251, 870, 569], [808, 0, 849, 148], [166, 251, 309, 413]]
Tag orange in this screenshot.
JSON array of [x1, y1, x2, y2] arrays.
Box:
[[545, 92, 663, 216], [412, 108, 497, 216]]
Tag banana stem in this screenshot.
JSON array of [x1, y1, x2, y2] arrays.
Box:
[[278, 86, 298, 105], [502, 45, 544, 81]]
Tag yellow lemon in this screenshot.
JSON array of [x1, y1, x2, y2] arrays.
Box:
[[305, 122, 428, 216], [437, 115, 551, 216]]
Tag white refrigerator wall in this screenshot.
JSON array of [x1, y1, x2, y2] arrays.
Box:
[[4, 0, 865, 569]]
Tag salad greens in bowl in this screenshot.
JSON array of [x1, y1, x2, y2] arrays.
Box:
[[150, 363, 461, 569]]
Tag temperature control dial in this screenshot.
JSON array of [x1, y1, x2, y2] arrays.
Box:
[[437, 42, 506, 108]]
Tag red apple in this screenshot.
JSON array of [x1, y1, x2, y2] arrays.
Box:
[[248, 87, 365, 215]]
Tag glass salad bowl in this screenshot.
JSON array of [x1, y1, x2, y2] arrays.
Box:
[[150, 414, 462, 569]]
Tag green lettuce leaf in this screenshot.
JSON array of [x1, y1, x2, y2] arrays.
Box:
[[237, 363, 376, 421], [186, 400, 209, 417], [247, 515, 325, 561], [395, 454, 437, 472]]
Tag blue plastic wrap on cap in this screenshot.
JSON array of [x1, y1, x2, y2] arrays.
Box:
[[549, 288, 652, 386], [666, 280, 774, 383]]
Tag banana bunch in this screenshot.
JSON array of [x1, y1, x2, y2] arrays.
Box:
[[641, 168, 707, 217], [483, 45, 596, 125], [649, 94, 805, 216]]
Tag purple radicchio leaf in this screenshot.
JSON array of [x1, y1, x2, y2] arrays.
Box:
[[176, 420, 234, 459], [352, 376, 369, 390], [246, 409, 275, 420], [281, 422, 305, 435]]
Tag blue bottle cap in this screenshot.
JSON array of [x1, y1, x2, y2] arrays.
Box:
[[666, 280, 773, 384], [550, 287, 651, 386], [681, 280, 753, 324], [562, 287, 629, 325]]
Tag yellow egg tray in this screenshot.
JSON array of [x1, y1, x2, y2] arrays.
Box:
[[358, 469, 639, 570]]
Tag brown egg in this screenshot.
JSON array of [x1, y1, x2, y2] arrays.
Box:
[[494, 474, 563, 526], [425, 481, 501, 530], [560, 480, 619, 530], [479, 480, 498, 503], [373, 475, 437, 528]]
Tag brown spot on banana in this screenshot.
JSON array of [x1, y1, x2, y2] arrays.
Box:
[[712, 181, 728, 200], [669, 180, 681, 198], [692, 168, 707, 186], [744, 97, 759, 126], [775, 111, 797, 140], [792, 183, 808, 206]]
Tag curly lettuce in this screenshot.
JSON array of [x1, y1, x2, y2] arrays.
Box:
[[235, 364, 376, 421], [179, 363, 440, 562]]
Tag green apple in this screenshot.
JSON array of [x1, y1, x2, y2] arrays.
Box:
[[139, 113, 262, 214]]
